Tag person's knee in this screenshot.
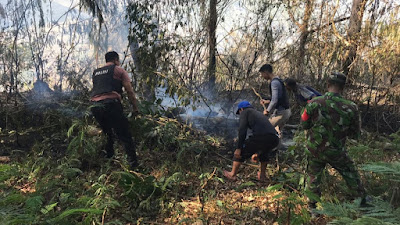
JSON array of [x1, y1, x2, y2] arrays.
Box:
[[270, 117, 281, 126]]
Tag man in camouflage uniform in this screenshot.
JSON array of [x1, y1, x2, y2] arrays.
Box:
[[300, 72, 367, 210]]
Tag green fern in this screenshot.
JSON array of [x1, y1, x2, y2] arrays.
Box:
[[161, 172, 183, 191], [361, 162, 400, 181], [360, 198, 400, 223], [47, 208, 103, 223], [0, 164, 13, 181], [328, 216, 396, 225], [0, 194, 37, 225], [321, 197, 400, 224], [389, 129, 400, 152], [24, 195, 44, 214], [66, 117, 101, 163]]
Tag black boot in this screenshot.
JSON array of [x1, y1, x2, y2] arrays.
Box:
[[105, 136, 115, 158], [360, 195, 373, 207], [124, 140, 138, 170]]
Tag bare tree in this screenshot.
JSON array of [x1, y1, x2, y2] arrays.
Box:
[[208, 0, 217, 91], [342, 0, 368, 80], [286, 0, 315, 80]]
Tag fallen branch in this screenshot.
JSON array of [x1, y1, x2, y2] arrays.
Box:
[[200, 167, 217, 190], [382, 113, 395, 133], [101, 207, 107, 225]]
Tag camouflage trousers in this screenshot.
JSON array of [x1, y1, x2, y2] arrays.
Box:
[[306, 148, 365, 206]]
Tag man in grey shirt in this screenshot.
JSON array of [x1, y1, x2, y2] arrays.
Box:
[[259, 64, 291, 137], [223, 101, 279, 181]]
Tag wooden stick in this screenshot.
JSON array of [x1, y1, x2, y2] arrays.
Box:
[[252, 87, 267, 111]]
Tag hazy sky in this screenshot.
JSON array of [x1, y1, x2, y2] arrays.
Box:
[[53, 0, 79, 8]]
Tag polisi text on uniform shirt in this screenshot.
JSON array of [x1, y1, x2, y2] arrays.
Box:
[[94, 69, 109, 76]]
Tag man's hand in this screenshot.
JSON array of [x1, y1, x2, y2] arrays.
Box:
[[126, 105, 140, 118], [260, 99, 270, 105], [234, 149, 242, 159], [251, 153, 259, 163], [132, 110, 140, 117], [132, 105, 139, 113], [263, 110, 269, 115]]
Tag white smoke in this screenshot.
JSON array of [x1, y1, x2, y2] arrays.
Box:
[[155, 87, 240, 139]]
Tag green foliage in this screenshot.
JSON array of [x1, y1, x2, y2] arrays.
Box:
[[389, 129, 400, 152], [276, 130, 308, 192], [347, 131, 400, 164], [314, 160, 400, 223], [1, 193, 27, 206], [235, 181, 256, 192], [144, 121, 181, 151], [264, 184, 311, 225], [0, 164, 15, 183], [47, 208, 103, 224], [266, 183, 284, 192], [319, 200, 361, 218], [347, 142, 385, 164], [361, 162, 400, 181], [25, 196, 44, 214], [117, 171, 162, 209], [348, 144, 378, 163], [328, 217, 395, 225], [0, 192, 34, 225], [361, 162, 400, 207], [321, 197, 400, 224], [277, 130, 400, 224], [198, 171, 223, 187], [283, 130, 309, 168], [40, 202, 58, 214], [162, 172, 184, 192], [137, 117, 214, 171], [2, 96, 397, 224], [126, 1, 200, 105], [115, 171, 186, 213], [67, 119, 99, 157]]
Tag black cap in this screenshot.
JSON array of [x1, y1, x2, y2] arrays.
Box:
[[328, 72, 346, 84]]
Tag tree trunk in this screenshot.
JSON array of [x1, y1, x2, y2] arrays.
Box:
[[342, 0, 368, 79], [295, 0, 314, 80], [208, 0, 217, 91]]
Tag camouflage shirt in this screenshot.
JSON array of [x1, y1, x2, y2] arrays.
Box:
[[301, 92, 361, 155]]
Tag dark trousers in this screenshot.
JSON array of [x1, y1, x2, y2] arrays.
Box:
[[234, 134, 280, 162], [91, 100, 137, 162]]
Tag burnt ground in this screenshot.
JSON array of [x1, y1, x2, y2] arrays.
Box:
[[0, 91, 87, 156]]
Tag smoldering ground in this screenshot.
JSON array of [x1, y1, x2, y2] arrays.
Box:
[[156, 87, 296, 152]]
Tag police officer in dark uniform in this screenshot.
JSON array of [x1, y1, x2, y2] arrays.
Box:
[[90, 51, 139, 169]]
